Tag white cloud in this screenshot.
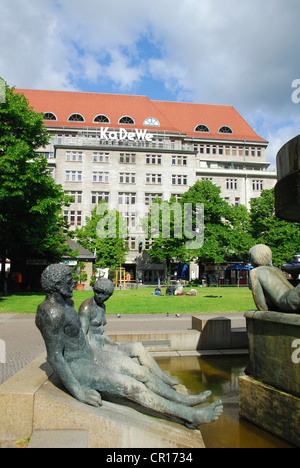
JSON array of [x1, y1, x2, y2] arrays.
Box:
[[79, 50, 145, 90], [0, 0, 76, 90]]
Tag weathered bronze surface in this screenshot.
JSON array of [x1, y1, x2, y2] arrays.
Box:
[[249, 244, 300, 313], [36, 264, 223, 429]]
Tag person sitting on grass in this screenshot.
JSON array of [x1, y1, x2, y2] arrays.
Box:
[[174, 281, 185, 295], [153, 287, 164, 296], [186, 289, 197, 296]]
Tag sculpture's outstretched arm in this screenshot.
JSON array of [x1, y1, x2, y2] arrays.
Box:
[[249, 270, 269, 311]]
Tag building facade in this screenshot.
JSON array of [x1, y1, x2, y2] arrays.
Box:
[[17, 89, 277, 282]]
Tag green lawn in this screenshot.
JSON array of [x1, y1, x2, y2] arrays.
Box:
[[0, 286, 256, 315]]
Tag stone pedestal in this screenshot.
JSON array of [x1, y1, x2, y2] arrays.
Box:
[[239, 376, 299, 447], [239, 311, 300, 447], [0, 353, 205, 448], [192, 316, 231, 350], [192, 316, 248, 350]]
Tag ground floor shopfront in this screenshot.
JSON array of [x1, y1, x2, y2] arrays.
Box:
[[119, 259, 252, 287]]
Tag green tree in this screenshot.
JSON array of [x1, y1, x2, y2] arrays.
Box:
[[250, 188, 300, 265], [142, 198, 190, 276], [142, 182, 254, 276], [180, 180, 253, 265], [225, 203, 255, 261], [0, 81, 70, 289], [75, 201, 129, 270]]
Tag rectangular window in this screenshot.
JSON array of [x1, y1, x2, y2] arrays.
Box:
[[93, 152, 110, 162], [92, 172, 109, 183], [130, 237, 136, 250], [123, 213, 136, 228], [66, 151, 83, 162], [145, 193, 163, 206], [69, 191, 83, 204], [91, 192, 109, 204], [146, 174, 162, 184], [226, 179, 238, 190], [172, 175, 187, 185], [65, 171, 82, 182], [172, 155, 187, 165], [64, 210, 82, 227], [120, 153, 136, 164], [145, 154, 162, 165], [118, 193, 136, 205], [252, 180, 263, 191], [119, 173, 136, 184], [171, 193, 182, 201]]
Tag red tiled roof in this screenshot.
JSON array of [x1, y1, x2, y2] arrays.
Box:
[[15, 88, 267, 143]]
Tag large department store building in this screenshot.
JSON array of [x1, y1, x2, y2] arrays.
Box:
[[18, 89, 277, 283]]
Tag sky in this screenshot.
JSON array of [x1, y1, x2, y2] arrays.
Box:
[[1, 0, 300, 170]]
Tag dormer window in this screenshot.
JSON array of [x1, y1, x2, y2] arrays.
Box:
[[119, 116, 135, 125], [195, 124, 210, 133], [218, 126, 233, 134], [68, 113, 85, 122], [143, 117, 160, 127], [43, 112, 57, 121], [93, 114, 110, 123]]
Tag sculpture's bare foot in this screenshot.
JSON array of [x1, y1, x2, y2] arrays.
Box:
[[187, 390, 212, 406], [163, 374, 179, 386], [185, 400, 223, 428], [77, 388, 103, 408]]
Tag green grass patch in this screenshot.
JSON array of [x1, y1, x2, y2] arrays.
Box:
[[0, 286, 256, 315]]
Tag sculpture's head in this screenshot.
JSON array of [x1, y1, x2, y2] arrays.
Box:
[[93, 278, 114, 305], [41, 264, 74, 298], [249, 244, 273, 268]]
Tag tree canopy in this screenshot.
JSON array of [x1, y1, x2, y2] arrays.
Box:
[[250, 188, 300, 264], [145, 181, 254, 268], [0, 82, 70, 272], [143, 181, 298, 269], [75, 201, 129, 270], [179, 180, 251, 263]]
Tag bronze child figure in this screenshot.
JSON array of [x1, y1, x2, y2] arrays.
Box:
[[79, 278, 179, 387]]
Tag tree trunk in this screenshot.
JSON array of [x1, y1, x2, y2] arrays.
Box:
[[0, 254, 7, 295]]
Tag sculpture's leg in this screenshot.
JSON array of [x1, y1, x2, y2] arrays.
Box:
[[119, 342, 179, 386], [145, 376, 212, 406], [94, 350, 210, 406], [70, 359, 223, 427]]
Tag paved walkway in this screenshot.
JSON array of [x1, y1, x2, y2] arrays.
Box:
[[0, 312, 246, 386]]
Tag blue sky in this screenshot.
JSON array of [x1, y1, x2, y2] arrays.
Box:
[[2, 0, 300, 169]]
